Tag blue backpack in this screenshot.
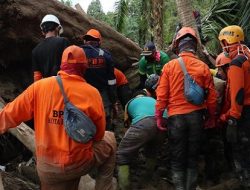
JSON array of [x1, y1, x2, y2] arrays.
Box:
[[56, 76, 96, 143], [177, 57, 204, 105]]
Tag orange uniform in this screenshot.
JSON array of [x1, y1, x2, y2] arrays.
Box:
[[114, 68, 128, 87], [0, 71, 105, 168], [156, 52, 217, 117], [222, 55, 250, 119]]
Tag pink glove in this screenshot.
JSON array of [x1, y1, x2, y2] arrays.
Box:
[[220, 113, 229, 123], [155, 109, 167, 131]]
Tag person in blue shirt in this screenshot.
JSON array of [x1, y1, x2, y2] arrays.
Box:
[[117, 74, 167, 190], [81, 29, 117, 131]]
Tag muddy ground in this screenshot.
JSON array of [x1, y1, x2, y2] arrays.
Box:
[[0, 104, 243, 190]]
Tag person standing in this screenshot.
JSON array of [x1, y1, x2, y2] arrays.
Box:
[[0, 45, 116, 190], [114, 68, 132, 109], [32, 14, 70, 81], [155, 27, 217, 190], [81, 29, 118, 131], [218, 25, 250, 188]]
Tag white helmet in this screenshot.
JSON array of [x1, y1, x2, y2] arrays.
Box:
[[40, 14, 63, 35]]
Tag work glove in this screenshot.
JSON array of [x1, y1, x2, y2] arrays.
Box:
[[219, 113, 230, 123], [155, 109, 167, 131], [226, 117, 238, 143]]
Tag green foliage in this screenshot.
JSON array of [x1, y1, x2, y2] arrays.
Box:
[[86, 0, 116, 27], [87, 0, 106, 22], [163, 0, 178, 45], [114, 0, 152, 46], [86, 0, 250, 53], [199, 0, 250, 54], [105, 12, 116, 28], [114, 0, 129, 32], [60, 0, 72, 7]]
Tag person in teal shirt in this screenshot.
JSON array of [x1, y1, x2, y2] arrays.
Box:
[[117, 74, 167, 189], [138, 41, 170, 89]]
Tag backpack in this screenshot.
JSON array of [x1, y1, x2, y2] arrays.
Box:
[[56, 76, 96, 143], [177, 57, 205, 105]]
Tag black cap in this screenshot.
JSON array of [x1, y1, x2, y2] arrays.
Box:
[[141, 41, 156, 56]]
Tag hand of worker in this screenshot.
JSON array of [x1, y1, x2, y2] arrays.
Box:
[[216, 116, 227, 128], [219, 113, 229, 123], [226, 117, 238, 143], [204, 117, 216, 129], [155, 109, 167, 131]]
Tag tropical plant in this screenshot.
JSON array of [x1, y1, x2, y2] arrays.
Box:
[[114, 0, 129, 32], [200, 0, 250, 54], [114, 0, 153, 47], [87, 0, 106, 22]]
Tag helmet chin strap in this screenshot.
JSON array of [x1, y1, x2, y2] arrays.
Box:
[[239, 44, 250, 59], [223, 43, 250, 60], [222, 43, 240, 57]]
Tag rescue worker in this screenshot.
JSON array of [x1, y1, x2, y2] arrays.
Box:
[[138, 41, 170, 89], [114, 68, 132, 109], [218, 25, 250, 188], [0, 45, 116, 190], [32, 14, 70, 81], [117, 74, 167, 189], [203, 53, 232, 183], [215, 53, 230, 80], [155, 27, 217, 190], [212, 52, 231, 80], [81, 29, 118, 131]]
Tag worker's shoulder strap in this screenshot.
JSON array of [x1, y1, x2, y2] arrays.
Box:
[[177, 57, 188, 75], [56, 76, 69, 104], [82, 45, 104, 56], [231, 55, 248, 68]]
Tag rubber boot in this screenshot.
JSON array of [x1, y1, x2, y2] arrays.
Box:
[[172, 170, 185, 190], [241, 169, 250, 189], [186, 168, 198, 190], [118, 165, 130, 190]]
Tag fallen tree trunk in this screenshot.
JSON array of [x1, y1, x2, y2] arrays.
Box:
[[0, 97, 35, 153], [0, 0, 141, 101], [0, 0, 141, 72]]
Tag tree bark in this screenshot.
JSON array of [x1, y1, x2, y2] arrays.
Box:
[[175, 0, 215, 66], [0, 97, 35, 153], [0, 0, 141, 72], [175, 0, 201, 42], [151, 0, 164, 49]]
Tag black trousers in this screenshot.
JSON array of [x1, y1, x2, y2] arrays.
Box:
[[168, 109, 204, 171], [232, 106, 250, 176], [117, 84, 132, 109], [117, 117, 166, 165]]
